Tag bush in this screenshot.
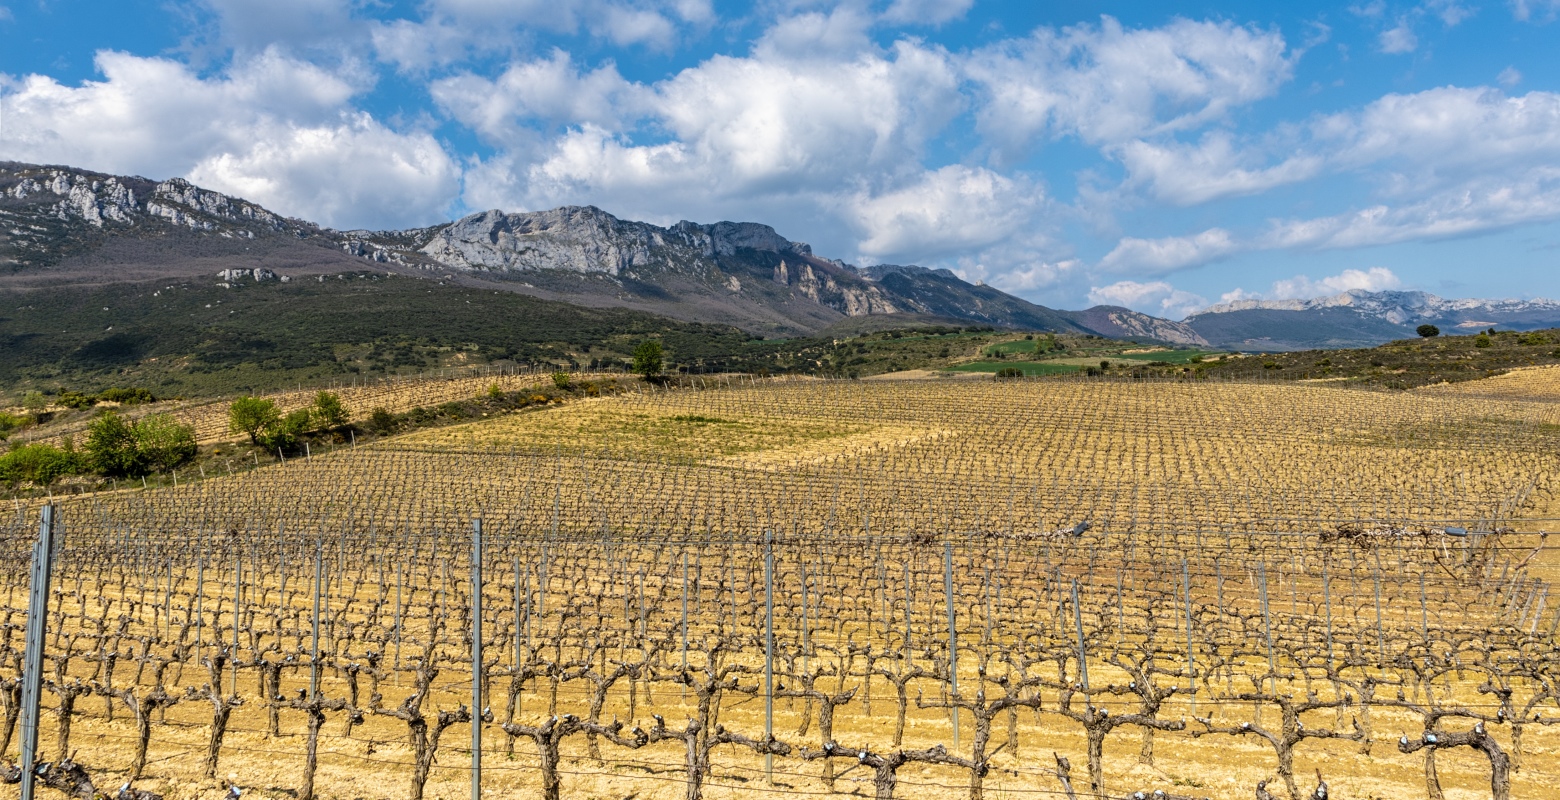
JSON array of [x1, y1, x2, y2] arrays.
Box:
[[86, 411, 197, 477], [552, 371, 572, 390], [0, 443, 83, 486], [56, 389, 95, 409], [368, 407, 398, 436], [96, 387, 156, 405], [994, 367, 1024, 378], [1474, 333, 1492, 348], [1416, 324, 1440, 338], [261, 409, 314, 451], [135, 414, 198, 473]]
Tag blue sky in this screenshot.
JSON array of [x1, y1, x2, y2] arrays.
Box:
[[2, 1, 1558, 318]]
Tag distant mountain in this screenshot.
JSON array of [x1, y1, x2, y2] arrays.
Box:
[[1184, 290, 1560, 351], [1056, 305, 1208, 346], [1, 161, 1202, 341]]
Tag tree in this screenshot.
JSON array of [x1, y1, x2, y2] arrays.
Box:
[[1417, 324, 1440, 338], [21, 391, 47, 414], [85, 412, 141, 477], [86, 411, 196, 477], [134, 413, 197, 473], [261, 408, 314, 451], [229, 396, 280, 445], [312, 391, 348, 428], [632, 340, 664, 379], [552, 371, 572, 389]]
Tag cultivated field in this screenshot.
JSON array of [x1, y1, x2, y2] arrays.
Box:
[[5, 375, 1560, 800]]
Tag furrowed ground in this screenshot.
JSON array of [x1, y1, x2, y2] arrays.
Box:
[[6, 374, 1560, 800]]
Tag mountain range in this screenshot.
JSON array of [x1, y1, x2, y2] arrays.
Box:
[[1185, 290, 1560, 351], [0, 161, 1205, 345], [5, 161, 1551, 356]]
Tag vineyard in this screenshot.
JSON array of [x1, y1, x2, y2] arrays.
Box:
[[5, 375, 1560, 799]]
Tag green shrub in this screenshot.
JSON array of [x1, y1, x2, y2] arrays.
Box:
[[0, 443, 84, 485], [1474, 333, 1492, 348], [87, 411, 197, 477], [96, 387, 156, 405], [994, 367, 1024, 378], [552, 371, 572, 390], [229, 396, 280, 444], [368, 407, 398, 436]]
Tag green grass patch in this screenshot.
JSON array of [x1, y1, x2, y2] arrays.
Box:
[[944, 361, 1081, 376]]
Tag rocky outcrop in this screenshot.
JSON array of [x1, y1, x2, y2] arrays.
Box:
[[1060, 306, 1208, 346], [217, 268, 286, 284]]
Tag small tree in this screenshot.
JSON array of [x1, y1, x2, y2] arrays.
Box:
[[135, 414, 197, 473], [632, 340, 664, 380], [312, 391, 348, 428], [86, 412, 141, 477], [552, 371, 572, 389], [261, 408, 314, 451], [21, 391, 47, 414], [1475, 333, 1492, 348], [229, 396, 280, 445], [1417, 324, 1440, 338]]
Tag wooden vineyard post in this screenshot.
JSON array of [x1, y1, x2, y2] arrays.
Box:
[[904, 562, 914, 670], [764, 529, 775, 783], [19, 504, 56, 800], [1373, 565, 1386, 662], [1323, 560, 1334, 667], [945, 542, 959, 751], [472, 519, 483, 800]]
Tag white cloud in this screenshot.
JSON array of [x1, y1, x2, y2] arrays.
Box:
[[1499, 67, 1523, 87], [1378, 19, 1419, 53], [965, 16, 1294, 160], [1099, 228, 1239, 274], [430, 51, 650, 147], [1511, 0, 1560, 21], [1088, 279, 1208, 318], [1426, 0, 1476, 26], [371, 0, 710, 69], [0, 49, 458, 229], [195, 0, 362, 53], [880, 0, 975, 26], [1219, 267, 1402, 305], [1117, 131, 1324, 205], [1270, 267, 1401, 299], [849, 165, 1043, 263]]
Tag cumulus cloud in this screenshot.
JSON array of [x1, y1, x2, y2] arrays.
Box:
[[0, 49, 458, 229], [849, 166, 1042, 262], [1117, 132, 1324, 205], [430, 51, 650, 147], [1099, 228, 1239, 274], [965, 16, 1294, 160], [1088, 280, 1209, 319]]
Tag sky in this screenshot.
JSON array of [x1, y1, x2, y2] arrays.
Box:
[[2, 1, 1558, 319]]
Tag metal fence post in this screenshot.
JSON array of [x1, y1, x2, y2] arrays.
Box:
[[20, 505, 57, 800]]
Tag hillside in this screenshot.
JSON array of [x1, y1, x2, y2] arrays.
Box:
[[1, 161, 1184, 341]]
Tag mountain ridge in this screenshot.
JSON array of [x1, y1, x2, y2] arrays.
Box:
[[1184, 289, 1560, 351], [1, 161, 1208, 343]]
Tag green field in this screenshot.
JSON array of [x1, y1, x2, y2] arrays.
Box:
[[944, 361, 1082, 375]]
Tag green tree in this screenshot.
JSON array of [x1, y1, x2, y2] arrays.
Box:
[[1416, 324, 1440, 338], [229, 396, 280, 445], [631, 340, 664, 380], [312, 391, 349, 429], [552, 371, 572, 390], [135, 413, 197, 473], [86, 411, 142, 477], [21, 391, 47, 414], [1475, 333, 1492, 348]]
